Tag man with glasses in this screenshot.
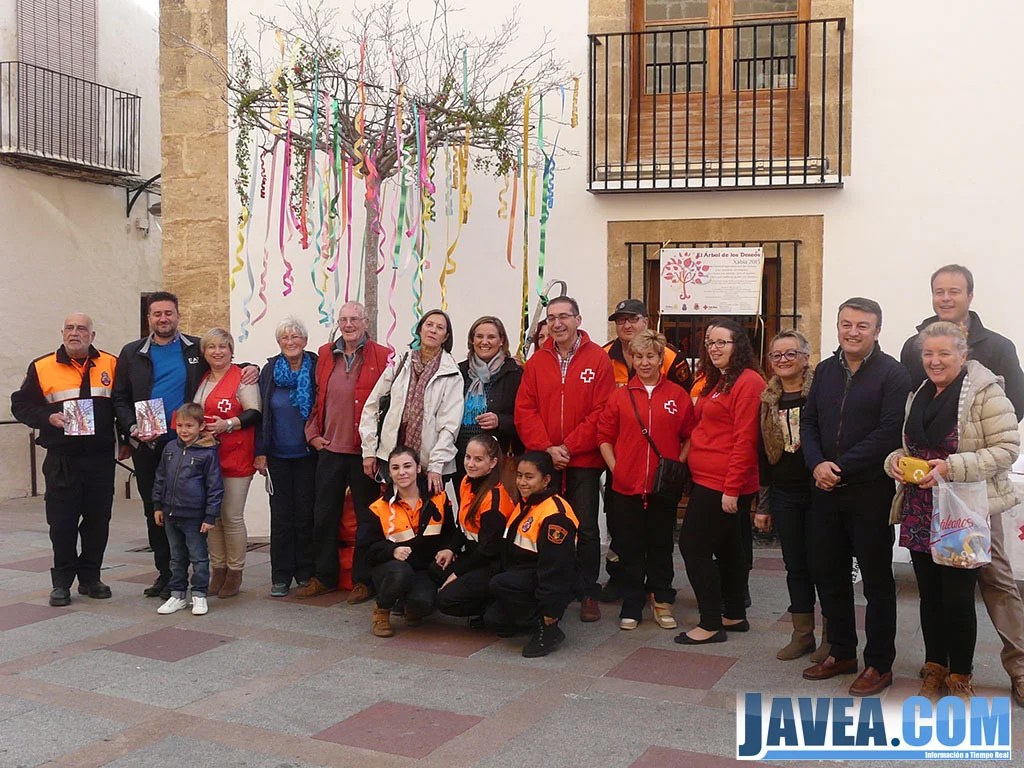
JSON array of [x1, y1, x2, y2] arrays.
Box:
[[516, 296, 615, 622], [297, 302, 390, 600]]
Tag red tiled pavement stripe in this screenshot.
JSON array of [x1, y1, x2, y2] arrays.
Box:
[[385, 622, 498, 658], [0, 555, 54, 572], [0, 601, 70, 631], [314, 701, 482, 759], [105, 626, 235, 662], [606, 647, 738, 690]]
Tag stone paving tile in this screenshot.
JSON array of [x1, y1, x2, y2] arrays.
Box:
[[277, 588, 351, 607], [105, 626, 236, 662], [314, 701, 483, 758], [0, 554, 54, 572], [629, 745, 785, 767], [198, 596, 369, 640], [0, 600, 70, 630], [386, 620, 499, 658], [116, 570, 163, 585], [103, 734, 331, 768], [606, 647, 738, 690], [0, 610, 137, 665], [0, 692, 40, 723], [0, 700, 126, 768]]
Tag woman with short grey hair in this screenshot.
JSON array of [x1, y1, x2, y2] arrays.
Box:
[[255, 316, 319, 597]]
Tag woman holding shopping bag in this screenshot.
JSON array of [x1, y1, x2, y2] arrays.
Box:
[[886, 321, 1020, 702]]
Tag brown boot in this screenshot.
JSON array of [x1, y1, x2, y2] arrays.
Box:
[[918, 662, 949, 703], [809, 618, 831, 664], [946, 673, 974, 702], [347, 582, 373, 605], [404, 607, 422, 627], [294, 576, 333, 599], [217, 569, 242, 598], [208, 567, 227, 596], [372, 607, 394, 638], [777, 613, 816, 661]]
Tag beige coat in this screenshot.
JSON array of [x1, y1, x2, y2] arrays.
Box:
[[885, 359, 1021, 522]]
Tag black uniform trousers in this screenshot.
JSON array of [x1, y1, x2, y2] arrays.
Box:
[[808, 478, 897, 674], [131, 438, 172, 579], [268, 453, 317, 586], [372, 560, 439, 617], [552, 467, 603, 600], [437, 565, 499, 617], [487, 567, 575, 624], [42, 452, 115, 589], [312, 451, 381, 589], [609, 490, 677, 620]]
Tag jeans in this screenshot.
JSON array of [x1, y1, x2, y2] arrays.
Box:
[[552, 466, 603, 599], [165, 516, 210, 597], [910, 549, 979, 675], [679, 483, 754, 631], [42, 452, 114, 589], [770, 483, 817, 615], [131, 438, 173, 578], [371, 560, 438, 617], [609, 490, 677, 620], [808, 479, 897, 673], [268, 454, 317, 585], [314, 451, 382, 589]]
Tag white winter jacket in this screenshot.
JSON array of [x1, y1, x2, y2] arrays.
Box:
[[358, 350, 465, 475]]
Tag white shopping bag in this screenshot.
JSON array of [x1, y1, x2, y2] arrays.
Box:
[[930, 475, 991, 569]]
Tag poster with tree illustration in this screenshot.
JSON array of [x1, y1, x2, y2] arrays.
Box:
[[63, 399, 95, 436], [659, 247, 764, 315]]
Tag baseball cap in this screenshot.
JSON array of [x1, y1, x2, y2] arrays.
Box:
[[608, 298, 648, 321]]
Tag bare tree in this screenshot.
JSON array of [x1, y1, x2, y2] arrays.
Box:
[[225, 0, 572, 334]]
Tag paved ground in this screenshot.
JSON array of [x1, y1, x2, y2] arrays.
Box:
[[1, 492, 1022, 767]]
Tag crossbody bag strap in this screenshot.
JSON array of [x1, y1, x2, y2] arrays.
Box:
[[626, 388, 663, 461]]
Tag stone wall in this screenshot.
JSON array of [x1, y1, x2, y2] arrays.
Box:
[[159, 0, 230, 335]]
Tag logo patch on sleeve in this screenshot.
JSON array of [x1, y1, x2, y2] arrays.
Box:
[[547, 524, 568, 544]]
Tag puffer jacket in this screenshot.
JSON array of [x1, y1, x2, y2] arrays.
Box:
[[885, 359, 1021, 519], [152, 433, 224, 526], [358, 350, 465, 474]]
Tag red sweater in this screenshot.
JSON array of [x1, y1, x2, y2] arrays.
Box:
[[597, 376, 696, 496], [688, 368, 766, 496], [515, 331, 615, 469]]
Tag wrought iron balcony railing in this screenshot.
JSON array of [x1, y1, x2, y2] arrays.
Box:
[[0, 61, 141, 176], [588, 18, 847, 192]]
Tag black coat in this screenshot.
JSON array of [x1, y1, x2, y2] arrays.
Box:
[[457, 356, 523, 455], [901, 311, 1024, 422]]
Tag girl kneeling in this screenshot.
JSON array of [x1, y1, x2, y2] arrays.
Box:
[[488, 451, 580, 658], [366, 446, 454, 637], [437, 435, 516, 624]]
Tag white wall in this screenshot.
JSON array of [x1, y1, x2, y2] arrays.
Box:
[[0, 0, 162, 499]]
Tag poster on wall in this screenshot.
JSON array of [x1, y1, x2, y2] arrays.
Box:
[[659, 247, 765, 315]]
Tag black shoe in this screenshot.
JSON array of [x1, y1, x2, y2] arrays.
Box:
[[723, 619, 750, 632], [49, 587, 71, 607], [674, 629, 728, 645], [144, 576, 170, 598], [78, 581, 112, 599], [522, 620, 566, 658], [159, 586, 172, 600]]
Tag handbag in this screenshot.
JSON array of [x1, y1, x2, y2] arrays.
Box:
[[627, 388, 690, 502], [376, 353, 408, 444], [929, 474, 991, 569]]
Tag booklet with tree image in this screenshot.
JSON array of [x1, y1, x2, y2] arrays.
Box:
[[134, 398, 167, 439], [63, 399, 95, 436]]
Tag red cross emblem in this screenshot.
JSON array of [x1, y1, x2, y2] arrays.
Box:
[[1018, 524, 1024, 542], [664, 399, 677, 414], [217, 399, 233, 415], [580, 368, 595, 384]]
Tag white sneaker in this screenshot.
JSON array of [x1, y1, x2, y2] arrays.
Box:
[[619, 617, 639, 630], [157, 596, 188, 615], [191, 596, 208, 615]]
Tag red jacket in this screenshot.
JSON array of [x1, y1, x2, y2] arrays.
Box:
[[305, 337, 391, 452], [515, 331, 615, 468], [688, 368, 766, 497], [598, 375, 696, 496]]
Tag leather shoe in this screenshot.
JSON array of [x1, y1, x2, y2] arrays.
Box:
[[143, 575, 169, 598], [580, 597, 601, 623], [294, 576, 334, 599], [49, 587, 71, 607], [78, 581, 112, 599], [674, 629, 727, 645], [723, 619, 750, 632], [347, 582, 373, 605], [849, 666, 893, 697], [1012, 675, 1024, 709], [803, 655, 858, 681]]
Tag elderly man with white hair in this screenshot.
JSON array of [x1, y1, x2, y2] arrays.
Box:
[[11, 313, 123, 606], [297, 302, 391, 600]]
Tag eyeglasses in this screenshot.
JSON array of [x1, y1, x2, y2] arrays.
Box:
[[614, 315, 644, 326], [546, 313, 578, 324], [704, 339, 735, 350], [769, 350, 805, 363], [278, 334, 306, 343]]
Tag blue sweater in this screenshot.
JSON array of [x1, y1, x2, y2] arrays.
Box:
[[801, 346, 911, 485]]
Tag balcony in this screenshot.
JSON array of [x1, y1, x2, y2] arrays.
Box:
[[588, 18, 847, 192], [0, 61, 141, 179]]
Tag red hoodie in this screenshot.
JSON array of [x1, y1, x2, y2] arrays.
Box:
[[597, 375, 696, 496], [688, 368, 765, 497], [515, 331, 615, 468]]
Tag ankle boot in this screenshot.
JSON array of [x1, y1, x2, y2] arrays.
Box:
[[372, 607, 394, 637], [946, 673, 974, 702], [777, 612, 816, 660], [809, 617, 831, 664], [208, 567, 227, 596], [217, 569, 242, 598], [918, 662, 949, 703]]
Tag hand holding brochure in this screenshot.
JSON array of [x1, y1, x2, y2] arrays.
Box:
[[135, 398, 167, 439], [63, 399, 95, 436]]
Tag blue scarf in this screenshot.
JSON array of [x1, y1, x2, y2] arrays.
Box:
[[273, 353, 313, 419]]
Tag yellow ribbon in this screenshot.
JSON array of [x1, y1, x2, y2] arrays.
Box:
[[441, 128, 471, 310], [230, 205, 249, 290], [267, 30, 285, 135], [571, 76, 580, 128]]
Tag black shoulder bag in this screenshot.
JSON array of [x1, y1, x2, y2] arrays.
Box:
[[376, 353, 408, 444], [627, 388, 690, 503]]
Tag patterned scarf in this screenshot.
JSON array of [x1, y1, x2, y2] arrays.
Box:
[[399, 349, 443, 454], [463, 351, 505, 426], [273, 353, 314, 419]]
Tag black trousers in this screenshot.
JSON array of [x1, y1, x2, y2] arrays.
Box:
[[312, 451, 381, 589], [910, 549, 979, 675], [679, 483, 754, 631], [268, 454, 317, 585], [372, 560, 438, 616], [131, 438, 172, 579], [43, 452, 115, 589], [609, 490, 677, 620], [771, 483, 818, 615], [603, 472, 625, 588], [552, 466, 603, 599], [487, 566, 574, 623], [437, 565, 498, 617], [808, 479, 897, 673]]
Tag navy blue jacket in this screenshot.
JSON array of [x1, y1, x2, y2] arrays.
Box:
[[255, 351, 318, 458], [152, 434, 224, 525], [801, 346, 911, 485]]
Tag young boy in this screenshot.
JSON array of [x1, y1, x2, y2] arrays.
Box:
[[152, 402, 223, 616]]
